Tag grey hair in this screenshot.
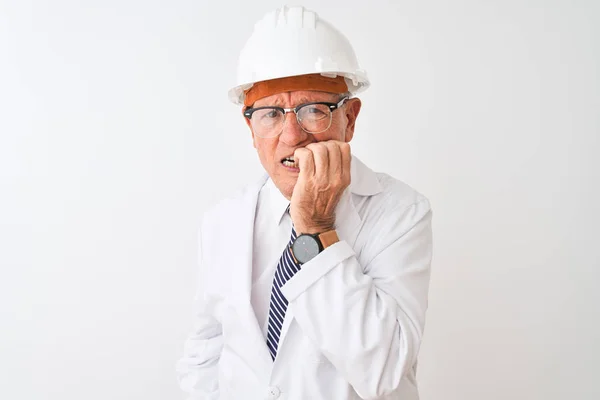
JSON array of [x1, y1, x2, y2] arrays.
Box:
[[338, 91, 352, 101]]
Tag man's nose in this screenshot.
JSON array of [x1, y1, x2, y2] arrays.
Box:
[[279, 112, 308, 145]]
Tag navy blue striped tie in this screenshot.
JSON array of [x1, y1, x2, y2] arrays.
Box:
[[266, 222, 300, 360]]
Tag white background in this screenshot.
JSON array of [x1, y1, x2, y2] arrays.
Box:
[[1, 0, 599, 399]]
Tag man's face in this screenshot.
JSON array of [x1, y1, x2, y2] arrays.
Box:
[[245, 90, 361, 199]]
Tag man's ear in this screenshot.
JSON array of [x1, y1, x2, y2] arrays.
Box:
[[344, 98, 362, 143]]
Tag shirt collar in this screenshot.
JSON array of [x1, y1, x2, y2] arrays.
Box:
[[264, 177, 291, 226]]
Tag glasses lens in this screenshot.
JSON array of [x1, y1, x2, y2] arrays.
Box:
[[251, 108, 284, 138], [297, 104, 332, 133]]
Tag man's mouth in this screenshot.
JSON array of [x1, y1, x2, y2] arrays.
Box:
[[281, 157, 298, 168]]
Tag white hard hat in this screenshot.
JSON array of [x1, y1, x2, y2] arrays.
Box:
[[228, 5, 370, 105]]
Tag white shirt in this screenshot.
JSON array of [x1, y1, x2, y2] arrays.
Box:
[[251, 177, 292, 338]]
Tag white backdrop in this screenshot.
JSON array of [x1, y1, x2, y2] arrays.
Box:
[[1, 0, 599, 399]]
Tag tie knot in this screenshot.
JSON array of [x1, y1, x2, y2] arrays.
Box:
[[287, 206, 297, 240]]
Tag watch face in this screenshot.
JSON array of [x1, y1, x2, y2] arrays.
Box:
[[292, 234, 321, 264]]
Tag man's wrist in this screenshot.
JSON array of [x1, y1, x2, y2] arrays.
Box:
[[290, 229, 339, 265], [296, 225, 335, 235]]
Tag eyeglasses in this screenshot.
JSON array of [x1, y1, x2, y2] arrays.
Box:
[[243, 96, 349, 138]]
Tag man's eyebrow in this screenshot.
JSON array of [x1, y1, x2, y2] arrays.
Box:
[[296, 96, 336, 104], [290, 97, 335, 106], [300, 94, 342, 103], [256, 97, 285, 107], [256, 98, 307, 108], [256, 95, 337, 108], [272, 98, 286, 107]]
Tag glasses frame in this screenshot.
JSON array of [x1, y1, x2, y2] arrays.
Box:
[[243, 96, 349, 138]]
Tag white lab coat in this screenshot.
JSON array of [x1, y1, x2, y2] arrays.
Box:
[[177, 157, 433, 400]]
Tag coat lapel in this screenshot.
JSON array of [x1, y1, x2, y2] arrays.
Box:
[[226, 174, 274, 377], [334, 156, 383, 246]]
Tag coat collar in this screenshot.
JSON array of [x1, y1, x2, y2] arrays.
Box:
[[348, 155, 383, 197]]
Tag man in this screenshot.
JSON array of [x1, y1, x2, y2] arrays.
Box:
[[177, 5, 433, 400]]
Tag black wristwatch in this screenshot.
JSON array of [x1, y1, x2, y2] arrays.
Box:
[[290, 230, 339, 265]]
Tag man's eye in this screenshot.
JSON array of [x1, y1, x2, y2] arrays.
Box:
[[264, 110, 280, 119], [306, 107, 326, 115]]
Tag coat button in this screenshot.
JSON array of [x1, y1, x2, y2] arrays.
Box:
[[266, 386, 281, 399]]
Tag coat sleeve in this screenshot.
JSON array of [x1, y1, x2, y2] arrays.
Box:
[[280, 198, 433, 399], [176, 226, 223, 400]]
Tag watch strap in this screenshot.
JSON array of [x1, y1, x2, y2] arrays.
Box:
[[317, 230, 339, 249]]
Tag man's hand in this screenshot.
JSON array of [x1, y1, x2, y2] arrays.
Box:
[[290, 141, 351, 235]]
